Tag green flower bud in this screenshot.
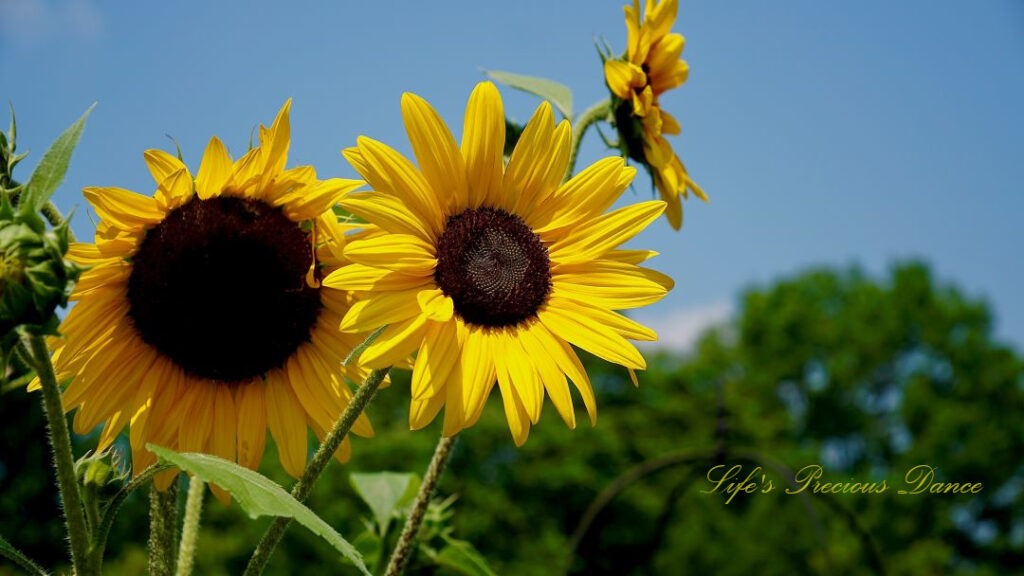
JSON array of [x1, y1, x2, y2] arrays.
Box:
[[0, 198, 80, 335]]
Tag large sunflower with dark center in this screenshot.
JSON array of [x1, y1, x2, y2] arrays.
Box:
[[127, 196, 322, 382], [330, 82, 673, 446], [45, 100, 372, 487]]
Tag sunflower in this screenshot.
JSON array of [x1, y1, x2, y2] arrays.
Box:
[[32, 101, 375, 492], [603, 0, 707, 229], [327, 82, 672, 445]]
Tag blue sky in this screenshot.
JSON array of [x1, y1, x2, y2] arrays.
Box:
[[2, 0, 1022, 348]]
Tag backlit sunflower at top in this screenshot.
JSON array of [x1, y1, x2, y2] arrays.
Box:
[[34, 101, 375, 491], [327, 82, 672, 445], [604, 0, 708, 229]]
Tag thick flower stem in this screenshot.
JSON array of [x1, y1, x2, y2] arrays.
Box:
[[564, 99, 611, 183], [148, 484, 179, 576], [243, 366, 391, 576], [23, 332, 92, 576], [383, 435, 458, 576], [175, 477, 205, 576]]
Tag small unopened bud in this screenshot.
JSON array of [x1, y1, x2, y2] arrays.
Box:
[[0, 199, 80, 335]]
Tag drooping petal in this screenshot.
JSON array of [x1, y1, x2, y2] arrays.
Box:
[[266, 372, 308, 478]]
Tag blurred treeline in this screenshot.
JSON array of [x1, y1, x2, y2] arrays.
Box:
[[1, 261, 1021, 575]]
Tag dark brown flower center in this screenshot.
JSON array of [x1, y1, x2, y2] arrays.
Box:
[[126, 196, 321, 382], [434, 207, 550, 327]]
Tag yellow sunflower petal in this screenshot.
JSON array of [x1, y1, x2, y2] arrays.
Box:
[[352, 136, 443, 233], [548, 296, 658, 341], [552, 262, 672, 309], [359, 313, 429, 369], [340, 191, 435, 242], [344, 233, 436, 275], [322, 264, 430, 292], [646, 0, 678, 42], [659, 109, 682, 136], [155, 168, 194, 210], [520, 323, 575, 428], [178, 384, 215, 455], [459, 328, 497, 427], [259, 99, 292, 186], [401, 92, 468, 212], [143, 149, 188, 188], [340, 289, 423, 333], [82, 187, 165, 230], [211, 385, 238, 465], [410, 391, 447, 431], [235, 381, 267, 470], [496, 330, 543, 424], [461, 81, 505, 208], [411, 320, 461, 400], [266, 372, 308, 478], [538, 302, 647, 370], [651, 59, 689, 94], [196, 136, 233, 199], [417, 288, 454, 323], [531, 324, 597, 425], [495, 352, 532, 446], [604, 60, 646, 100], [278, 178, 362, 222], [549, 200, 666, 265], [537, 157, 631, 234]]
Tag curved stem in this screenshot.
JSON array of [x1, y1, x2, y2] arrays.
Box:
[[89, 464, 171, 573], [148, 484, 179, 576], [384, 435, 458, 576], [41, 201, 73, 237], [566, 447, 717, 567], [563, 99, 611, 183], [175, 477, 205, 576], [243, 366, 391, 576], [0, 533, 48, 576], [22, 332, 92, 576]]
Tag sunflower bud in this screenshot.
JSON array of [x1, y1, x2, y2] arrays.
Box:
[[0, 198, 80, 335]]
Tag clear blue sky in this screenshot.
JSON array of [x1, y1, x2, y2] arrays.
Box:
[[2, 0, 1022, 347]]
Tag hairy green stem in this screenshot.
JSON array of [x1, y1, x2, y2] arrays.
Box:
[[23, 332, 92, 576], [383, 435, 458, 576], [564, 99, 611, 183], [89, 464, 171, 574], [0, 533, 48, 576], [243, 366, 391, 575], [148, 484, 179, 576], [175, 477, 205, 576]]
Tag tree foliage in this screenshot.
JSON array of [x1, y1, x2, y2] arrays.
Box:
[[1, 261, 1020, 575]]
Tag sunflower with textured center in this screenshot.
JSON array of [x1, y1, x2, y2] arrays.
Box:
[[32, 101, 375, 492], [326, 82, 672, 445], [603, 0, 707, 229]]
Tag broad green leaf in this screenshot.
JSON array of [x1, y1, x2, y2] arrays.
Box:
[[485, 70, 573, 119], [435, 539, 497, 576], [20, 103, 96, 216], [350, 471, 420, 535], [148, 444, 371, 576]]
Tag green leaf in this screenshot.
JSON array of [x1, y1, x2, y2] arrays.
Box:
[[148, 444, 371, 576], [350, 530, 383, 573], [435, 539, 497, 576], [20, 103, 96, 216], [485, 70, 573, 119], [350, 471, 420, 535]]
